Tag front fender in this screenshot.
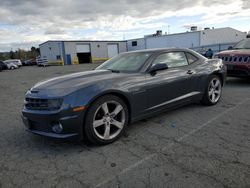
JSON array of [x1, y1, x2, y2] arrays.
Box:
[[74, 84, 131, 108]]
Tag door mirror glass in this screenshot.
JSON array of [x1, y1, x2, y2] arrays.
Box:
[[149, 63, 168, 73]]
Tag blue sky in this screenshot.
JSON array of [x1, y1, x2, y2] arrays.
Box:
[[0, 0, 249, 52]]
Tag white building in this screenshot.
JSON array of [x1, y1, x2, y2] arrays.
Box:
[[39, 27, 247, 65], [39, 40, 127, 65], [127, 27, 247, 53]]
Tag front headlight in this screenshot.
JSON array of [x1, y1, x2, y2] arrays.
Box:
[[48, 99, 63, 110]]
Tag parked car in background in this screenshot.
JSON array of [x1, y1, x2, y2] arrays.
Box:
[[36, 56, 48, 67], [22, 48, 226, 145], [4, 59, 22, 67], [3, 61, 18, 70], [0, 61, 8, 71], [23, 59, 37, 66], [215, 38, 250, 78]]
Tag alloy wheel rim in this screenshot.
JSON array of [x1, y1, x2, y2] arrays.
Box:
[[93, 101, 125, 140], [208, 78, 221, 103]]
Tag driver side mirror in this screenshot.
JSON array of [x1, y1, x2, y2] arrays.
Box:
[[149, 63, 168, 74]]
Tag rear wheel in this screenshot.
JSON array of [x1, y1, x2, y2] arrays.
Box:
[[201, 75, 222, 105], [84, 95, 129, 145]]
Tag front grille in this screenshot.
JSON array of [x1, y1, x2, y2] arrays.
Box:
[[25, 98, 49, 110], [25, 98, 62, 111], [219, 55, 250, 63]]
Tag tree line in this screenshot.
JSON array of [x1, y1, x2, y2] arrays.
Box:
[[0, 47, 40, 61]]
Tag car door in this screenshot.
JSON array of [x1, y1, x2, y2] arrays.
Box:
[[145, 51, 198, 111]]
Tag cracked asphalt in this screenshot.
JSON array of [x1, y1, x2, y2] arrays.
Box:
[[0, 64, 250, 188]]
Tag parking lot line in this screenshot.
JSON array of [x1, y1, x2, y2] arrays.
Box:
[[94, 98, 250, 188]]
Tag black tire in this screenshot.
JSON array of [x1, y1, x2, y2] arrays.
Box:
[[84, 95, 129, 145], [10, 66, 15, 70], [201, 75, 222, 106], [0, 66, 3, 72]]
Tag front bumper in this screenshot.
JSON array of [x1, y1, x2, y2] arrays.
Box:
[[226, 63, 250, 77], [22, 108, 85, 140]]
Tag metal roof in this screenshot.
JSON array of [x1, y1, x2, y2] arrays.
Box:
[[39, 40, 127, 46]]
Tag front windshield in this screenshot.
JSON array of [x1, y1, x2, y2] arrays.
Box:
[[233, 39, 250, 49], [96, 52, 153, 73]]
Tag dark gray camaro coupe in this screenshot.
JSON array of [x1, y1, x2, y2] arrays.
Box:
[[22, 48, 226, 145]]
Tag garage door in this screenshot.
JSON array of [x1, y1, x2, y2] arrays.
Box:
[[76, 44, 90, 53], [108, 44, 119, 58]]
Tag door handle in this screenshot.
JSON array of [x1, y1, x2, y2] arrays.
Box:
[[187, 70, 194, 75]]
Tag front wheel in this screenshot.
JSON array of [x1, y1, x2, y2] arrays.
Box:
[[201, 75, 222, 105], [84, 95, 129, 145]]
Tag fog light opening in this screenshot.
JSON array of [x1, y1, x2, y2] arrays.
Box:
[[52, 122, 63, 134]]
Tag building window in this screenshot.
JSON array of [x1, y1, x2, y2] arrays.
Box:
[[132, 41, 137, 46], [56, 55, 61, 60]]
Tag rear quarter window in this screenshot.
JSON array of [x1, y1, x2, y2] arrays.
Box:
[[186, 53, 198, 64]]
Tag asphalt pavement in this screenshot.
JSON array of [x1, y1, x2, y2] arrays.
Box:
[[0, 64, 250, 188]]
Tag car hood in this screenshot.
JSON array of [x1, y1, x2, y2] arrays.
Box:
[[32, 69, 127, 90], [218, 49, 250, 56]]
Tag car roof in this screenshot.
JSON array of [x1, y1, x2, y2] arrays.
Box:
[[4, 59, 20, 62], [123, 47, 204, 58], [123, 47, 195, 54], [121, 47, 205, 59]]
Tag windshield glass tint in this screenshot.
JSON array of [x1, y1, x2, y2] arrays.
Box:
[[233, 39, 250, 49], [96, 52, 153, 72]]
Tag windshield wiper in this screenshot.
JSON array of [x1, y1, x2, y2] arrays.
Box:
[[107, 69, 120, 73]]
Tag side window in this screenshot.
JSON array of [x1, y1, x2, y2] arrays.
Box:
[[132, 41, 137, 46], [153, 52, 188, 68], [186, 53, 198, 64], [56, 55, 61, 60]]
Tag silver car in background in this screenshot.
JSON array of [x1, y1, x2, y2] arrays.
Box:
[[36, 56, 49, 67], [4, 59, 22, 67], [3, 61, 19, 70]]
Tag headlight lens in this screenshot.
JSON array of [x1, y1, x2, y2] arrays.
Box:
[[48, 99, 63, 110]]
